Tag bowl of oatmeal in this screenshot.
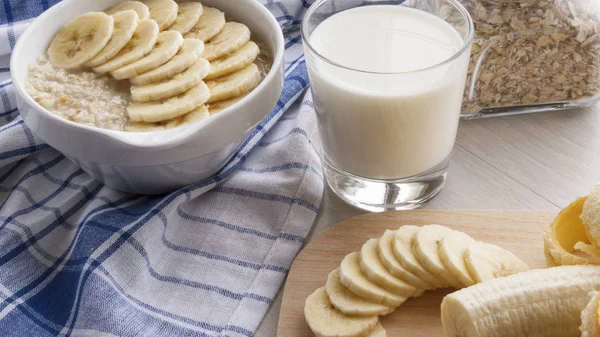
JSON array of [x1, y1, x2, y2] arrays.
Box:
[[11, 0, 284, 194]]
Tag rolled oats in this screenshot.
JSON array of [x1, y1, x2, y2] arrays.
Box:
[[460, 0, 600, 113]]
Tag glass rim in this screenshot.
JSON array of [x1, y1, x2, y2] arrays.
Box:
[[300, 0, 475, 75]]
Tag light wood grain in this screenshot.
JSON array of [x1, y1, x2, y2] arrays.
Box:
[[277, 210, 556, 337]]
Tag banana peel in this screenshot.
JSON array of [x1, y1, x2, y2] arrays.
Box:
[[544, 197, 600, 266]]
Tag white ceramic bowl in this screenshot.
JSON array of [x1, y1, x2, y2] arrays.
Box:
[[11, 0, 284, 194]]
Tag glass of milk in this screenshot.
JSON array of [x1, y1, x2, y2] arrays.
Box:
[[302, 0, 474, 211]]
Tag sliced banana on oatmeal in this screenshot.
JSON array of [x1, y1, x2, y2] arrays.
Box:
[[86, 10, 140, 68], [144, 0, 178, 31], [208, 95, 246, 115], [128, 81, 211, 122], [111, 30, 183, 80], [168, 2, 203, 34], [201, 22, 251, 61], [130, 38, 204, 85], [184, 7, 226, 42], [48, 12, 114, 69], [165, 105, 210, 129], [125, 121, 167, 132], [206, 41, 260, 80], [206, 63, 261, 103], [92, 19, 159, 73], [106, 1, 150, 19], [131, 57, 210, 102]]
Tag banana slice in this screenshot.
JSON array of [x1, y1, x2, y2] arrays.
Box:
[[575, 242, 600, 258], [111, 30, 183, 80], [168, 2, 203, 34], [439, 231, 477, 287], [464, 242, 529, 283], [144, 0, 178, 31], [125, 121, 166, 132], [580, 291, 600, 337], [326, 269, 394, 317], [48, 12, 114, 69], [131, 57, 210, 102], [304, 287, 379, 337], [366, 322, 386, 337], [201, 22, 251, 61], [185, 7, 226, 42], [339, 252, 407, 307], [164, 105, 210, 129], [359, 239, 420, 297], [393, 226, 446, 289], [412, 225, 464, 289], [127, 81, 210, 122], [93, 19, 159, 73], [206, 63, 261, 103], [582, 184, 600, 249], [377, 230, 434, 290], [208, 95, 246, 115], [131, 38, 204, 85], [206, 41, 260, 80], [105, 1, 150, 19], [86, 10, 140, 68]]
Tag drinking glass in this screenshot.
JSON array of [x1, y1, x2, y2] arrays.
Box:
[[302, 0, 474, 211]]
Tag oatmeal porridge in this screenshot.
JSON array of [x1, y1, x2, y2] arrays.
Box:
[[25, 0, 272, 132]]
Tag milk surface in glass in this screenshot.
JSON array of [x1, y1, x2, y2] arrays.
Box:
[[307, 5, 469, 180]]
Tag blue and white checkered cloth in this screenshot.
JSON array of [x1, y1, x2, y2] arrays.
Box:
[[0, 1, 323, 336]]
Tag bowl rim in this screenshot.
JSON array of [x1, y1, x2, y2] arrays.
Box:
[[11, 0, 285, 150]]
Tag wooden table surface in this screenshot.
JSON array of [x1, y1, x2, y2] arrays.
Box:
[[255, 104, 600, 337]]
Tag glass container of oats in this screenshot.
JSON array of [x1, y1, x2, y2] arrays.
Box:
[[456, 0, 600, 118]]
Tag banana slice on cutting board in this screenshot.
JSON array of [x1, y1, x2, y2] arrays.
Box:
[[366, 322, 386, 337], [201, 22, 251, 61], [580, 291, 600, 337], [208, 95, 246, 115], [412, 225, 464, 289], [168, 2, 203, 34], [48, 12, 114, 69], [131, 57, 210, 102], [359, 239, 420, 297], [206, 63, 261, 103], [111, 30, 183, 79], [304, 287, 379, 337], [105, 1, 150, 19], [326, 269, 394, 317], [86, 10, 140, 68], [144, 0, 178, 31], [377, 230, 434, 290], [127, 81, 210, 122], [185, 7, 226, 42], [206, 41, 260, 80], [93, 19, 159, 73], [439, 231, 477, 287], [393, 226, 446, 288], [130, 38, 204, 85], [582, 184, 600, 249], [339, 252, 407, 307], [543, 197, 600, 266], [464, 242, 529, 283]]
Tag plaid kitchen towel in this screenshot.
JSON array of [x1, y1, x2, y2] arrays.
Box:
[[0, 1, 323, 336]]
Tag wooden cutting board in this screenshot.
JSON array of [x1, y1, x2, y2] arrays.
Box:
[[278, 210, 557, 337]]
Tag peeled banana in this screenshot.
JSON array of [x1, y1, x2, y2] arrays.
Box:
[[580, 291, 600, 337], [583, 185, 600, 249], [441, 266, 600, 337]]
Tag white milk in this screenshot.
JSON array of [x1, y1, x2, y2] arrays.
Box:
[[307, 5, 470, 180]]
